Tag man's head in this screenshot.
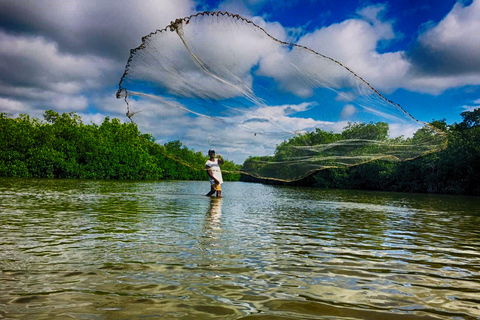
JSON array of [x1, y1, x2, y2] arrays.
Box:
[[208, 149, 215, 158]]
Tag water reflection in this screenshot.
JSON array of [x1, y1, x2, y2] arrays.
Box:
[[1, 178, 479, 319], [206, 197, 223, 231]]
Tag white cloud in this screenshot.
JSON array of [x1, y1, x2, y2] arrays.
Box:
[[461, 98, 480, 112], [251, 16, 296, 43], [0, 30, 115, 85], [296, 4, 409, 93], [403, 73, 480, 94], [404, 0, 480, 93], [0, 0, 197, 59], [0, 30, 117, 116], [50, 95, 89, 111], [461, 105, 480, 112], [77, 112, 110, 125], [0, 84, 90, 112], [0, 0, 197, 116], [275, 1, 480, 96], [123, 13, 281, 104], [356, 5, 395, 40], [415, 0, 480, 72], [0, 98, 28, 113], [389, 123, 418, 139], [340, 104, 357, 119]]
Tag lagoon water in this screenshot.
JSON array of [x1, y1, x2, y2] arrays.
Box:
[[1, 178, 480, 319]]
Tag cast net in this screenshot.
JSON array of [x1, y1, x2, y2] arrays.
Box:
[[117, 11, 447, 182]]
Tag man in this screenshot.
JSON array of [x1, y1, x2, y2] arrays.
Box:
[[205, 149, 224, 197]]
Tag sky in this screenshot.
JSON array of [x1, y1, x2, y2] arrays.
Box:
[[1, 0, 479, 157]]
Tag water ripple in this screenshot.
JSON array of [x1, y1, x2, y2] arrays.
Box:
[[1, 178, 480, 319]]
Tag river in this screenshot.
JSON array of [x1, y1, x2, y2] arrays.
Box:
[[1, 178, 479, 319]]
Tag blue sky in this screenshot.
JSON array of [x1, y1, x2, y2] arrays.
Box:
[[0, 0, 479, 129]]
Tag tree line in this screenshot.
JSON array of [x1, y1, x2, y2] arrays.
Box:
[[0, 111, 240, 181], [1, 109, 478, 195], [241, 109, 480, 196]]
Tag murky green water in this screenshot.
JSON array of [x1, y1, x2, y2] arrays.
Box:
[[1, 178, 480, 320]]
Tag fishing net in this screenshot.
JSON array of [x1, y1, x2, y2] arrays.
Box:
[[117, 11, 447, 182]]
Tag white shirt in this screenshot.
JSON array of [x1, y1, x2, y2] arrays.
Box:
[[206, 158, 223, 184]]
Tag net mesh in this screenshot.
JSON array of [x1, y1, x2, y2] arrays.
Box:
[[117, 11, 447, 182]]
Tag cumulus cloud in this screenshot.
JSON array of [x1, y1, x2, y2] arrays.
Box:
[[340, 104, 357, 119], [405, 0, 480, 93], [296, 4, 410, 93], [0, 30, 114, 89], [0, 0, 196, 60], [0, 30, 115, 114], [0, 98, 28, 114], [251, 16, 300, 43], [283, 0, 480, 96], [408, 0, 480, 75], [0, 0, 196, 117]]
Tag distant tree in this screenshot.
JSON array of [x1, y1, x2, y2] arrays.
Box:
[[241, 116, 479, 196], [0, 111, 240, 182], [342, 122, 389, 141], [458, 108, 480, 129]]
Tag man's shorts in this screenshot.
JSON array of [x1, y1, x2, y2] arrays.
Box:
[[212, 183, 221, 191]]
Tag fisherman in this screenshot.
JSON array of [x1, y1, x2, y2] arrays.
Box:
[[205, 149, 224, 197]]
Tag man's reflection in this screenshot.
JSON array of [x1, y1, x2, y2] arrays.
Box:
[[197, 197, 223, 266], [205, 197, 222, 231]]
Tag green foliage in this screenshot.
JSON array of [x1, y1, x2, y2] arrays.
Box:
[[342, 122, 389, 140], [240, 113, 479, 196], [459, 108, 480, 129], [4, 108, 478, 195], [0, 111, 239, 182], [243, 122, 421, 181], [274, 128, 341, 159], [310, 111, 480, 195]]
